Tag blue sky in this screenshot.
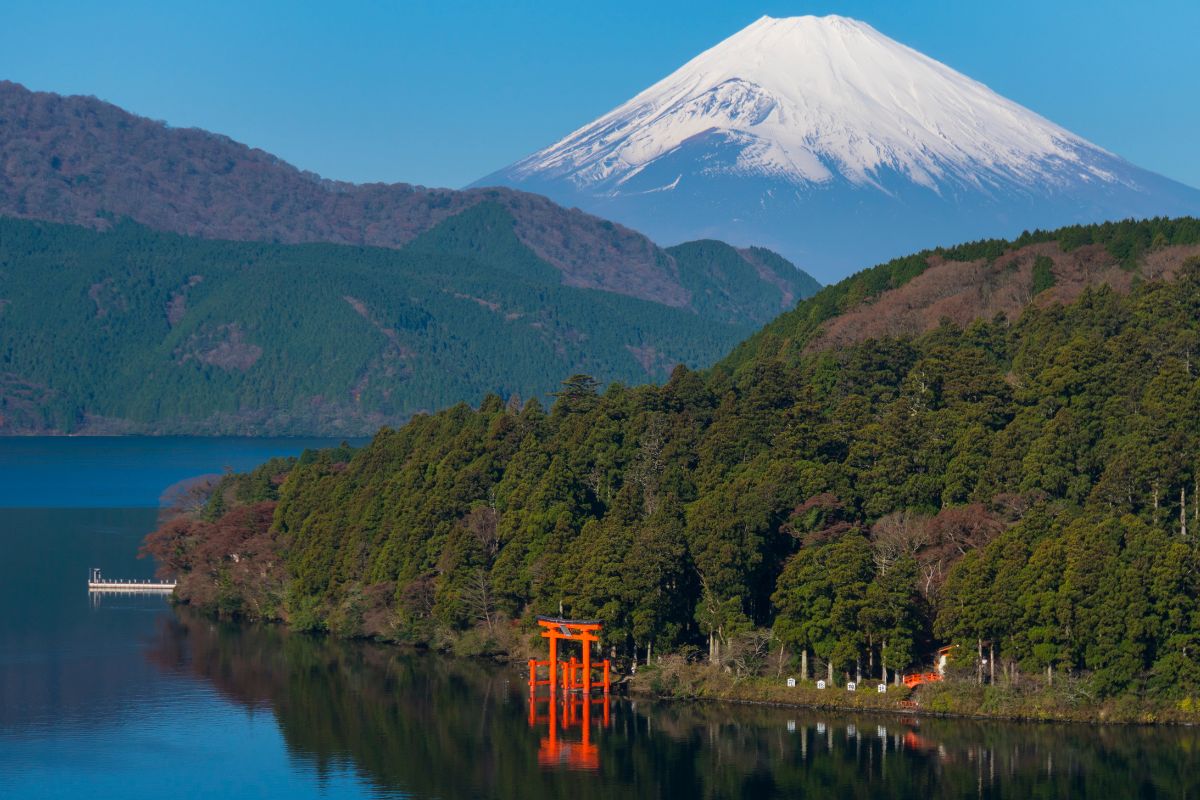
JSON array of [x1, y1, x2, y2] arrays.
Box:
[[2, 0, 1196, 190]]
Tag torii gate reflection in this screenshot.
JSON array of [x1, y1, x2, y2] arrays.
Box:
[[527, 616, 612, 771]]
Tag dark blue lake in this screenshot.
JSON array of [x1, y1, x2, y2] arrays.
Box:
[[2, 438, 1197, 799], [0, 436, 355, 507]]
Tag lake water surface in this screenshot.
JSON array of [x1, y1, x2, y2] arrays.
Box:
[[2, 438, 1199, 799]]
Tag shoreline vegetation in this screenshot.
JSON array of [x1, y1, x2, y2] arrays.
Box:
[[144, 219, 1200, 729], [625, 660, 1200, 726], [153, 610, 1200, 799]]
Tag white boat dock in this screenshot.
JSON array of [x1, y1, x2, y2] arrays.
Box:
[[87, 568, 176, 593]]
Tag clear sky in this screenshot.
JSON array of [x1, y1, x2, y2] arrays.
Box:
[[2, 0, 1196, 190]]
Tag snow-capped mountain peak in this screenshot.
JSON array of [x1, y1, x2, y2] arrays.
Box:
[[512, 15, 1107, 194], [477, 16, 1200, 281]]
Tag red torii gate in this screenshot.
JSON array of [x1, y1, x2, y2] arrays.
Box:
[[528, 616, 610, 696]]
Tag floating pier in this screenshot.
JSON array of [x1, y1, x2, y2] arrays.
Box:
[[87, 567, 176, 593]]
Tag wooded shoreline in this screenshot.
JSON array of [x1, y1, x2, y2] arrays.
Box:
[[160, 593, 1200, 727], [624, 659, 1200, 726], [144, 220, 1200, 730]]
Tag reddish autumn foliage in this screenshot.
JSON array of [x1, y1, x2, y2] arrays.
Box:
[[142, 501, 286, 620], [812, 242, 1200, 354], [783, 493, 856, 546], [867, 503, 1009, 600]]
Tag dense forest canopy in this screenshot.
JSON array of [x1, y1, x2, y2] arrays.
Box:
[[722, 216, 1200, 372], [0, 210, 808, 434], [149, 218, 1200, 702]]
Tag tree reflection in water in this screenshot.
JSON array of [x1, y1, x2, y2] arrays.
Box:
[[149, 610, 1200, 799]]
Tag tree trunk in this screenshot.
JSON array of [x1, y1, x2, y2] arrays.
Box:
[[1182, 487, 1188, 538], [989, 641, 995, 685], [1046, 664, 1053, 687], [977, 639, 984, 686], [647, 640, 652, 666], [801, 649, 809, 682]]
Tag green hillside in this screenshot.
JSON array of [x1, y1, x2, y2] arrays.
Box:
[[0, 212, 788, 434], [720, 216, 1200, 372], [152, 218, 1200, 708], [0, 81, 821, 326], [666, 240, 822, 324]]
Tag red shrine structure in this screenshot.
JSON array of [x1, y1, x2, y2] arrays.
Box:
[[528, 616, 611, 696], [527, 616, 612, 771]]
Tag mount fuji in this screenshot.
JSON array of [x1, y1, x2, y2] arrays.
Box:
[[475, 15, 1200, 282]]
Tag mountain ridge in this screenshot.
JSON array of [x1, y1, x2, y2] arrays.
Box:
[[0, 80, 817, 319], [718, 216, 1200, 374], [0, 212, 770, 435]]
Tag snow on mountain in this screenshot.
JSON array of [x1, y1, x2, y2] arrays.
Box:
[[476, 15, 1200, 283]]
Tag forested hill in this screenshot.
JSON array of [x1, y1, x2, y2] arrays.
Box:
[[0, 81, 818, 320], [721, 216, 1200, 372], [0, 214, 771, 434], [151, 217, 1200, 703]]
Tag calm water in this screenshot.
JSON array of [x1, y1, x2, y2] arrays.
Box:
[[2, 439, 1199, 799], [0, 436, 358, 507]]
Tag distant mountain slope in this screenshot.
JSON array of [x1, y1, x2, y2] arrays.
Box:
[[719, 217, 1200, 373], [478, 15, 1200, 282], [0, 215, 760, 435], [666, 240, 821, 322], [0, 80, 818, 323]]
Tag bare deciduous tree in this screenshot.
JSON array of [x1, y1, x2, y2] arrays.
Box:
[[461, 567, 496, 630], [726, 630, 774, 680], [869, 510, 930, 575], [630, 413, 667, 515], [160, 474, 221, 518], [463, 506, 500, 564]]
